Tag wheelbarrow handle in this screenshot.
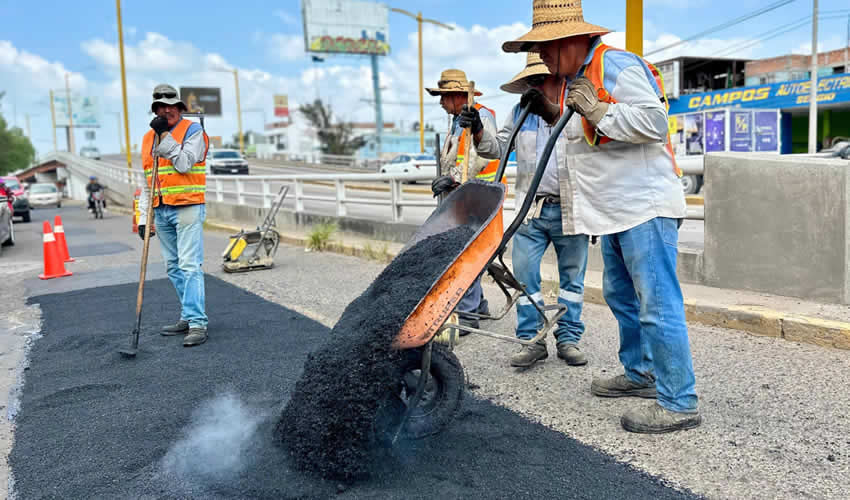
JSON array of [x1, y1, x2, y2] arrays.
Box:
[[494, 103, 532, 186], [498, 106, 576, 254]]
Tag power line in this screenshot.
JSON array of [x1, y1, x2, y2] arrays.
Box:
[[646, 0, 798, 57]]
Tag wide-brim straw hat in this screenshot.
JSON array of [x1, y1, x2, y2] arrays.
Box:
[[151, 83, 187, 112], [500, 52, 551, 94], [503, 0, 612, 53], [426, 69, 483, 96]]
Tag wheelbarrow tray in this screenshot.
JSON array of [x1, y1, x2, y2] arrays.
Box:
[[392, 179, 506, 349]]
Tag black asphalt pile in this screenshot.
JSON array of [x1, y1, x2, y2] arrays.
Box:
[[276, 225, 476, 480], [11, 276, 700, 499]]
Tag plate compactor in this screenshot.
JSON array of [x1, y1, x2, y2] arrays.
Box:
[[222, 185, 289, 273]]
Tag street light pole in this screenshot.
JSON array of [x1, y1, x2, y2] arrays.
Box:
[[49, 90, 58, 152], [808, 0, 818, 154], [390, 8, 454, 153], [626, 0, 643, 56], [117, 0, 134, 188], [65, 73, 75, 154]]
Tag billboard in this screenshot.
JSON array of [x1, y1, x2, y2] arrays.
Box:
[[302, 0, 390, 55], [180, 87, 222, 116], [53, 95, 99, 128], [274, 95, 289, 117]]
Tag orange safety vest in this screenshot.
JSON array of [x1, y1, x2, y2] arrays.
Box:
[[561, 43, 682, 178], [456, 103, 505, 184], [142, 118, 210, 207]]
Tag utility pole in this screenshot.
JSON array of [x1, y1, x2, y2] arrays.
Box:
[[65, 73, 75, 154], [117, 0, 134, 189], [390, 8, 454, 153], [49, 90, 58, 152], [370, 54, 383, 160], [234, 69, 244, 156], [25, 114, 31, 139], [626, 0, 643, 56], [808, 0, 818, 154], [844, 14, 849, 74]]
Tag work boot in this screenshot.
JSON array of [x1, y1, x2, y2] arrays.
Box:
[[183, 327, 208, 347], [458, 316, 479, 336], [510, 341, 548, 368], [621, 402, 702, 434], [556, 343, 588, 366], [591, 374, 657, 399], [161, 320, 189, 336]]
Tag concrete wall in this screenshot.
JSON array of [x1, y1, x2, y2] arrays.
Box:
[[703, 152, 850, 304]]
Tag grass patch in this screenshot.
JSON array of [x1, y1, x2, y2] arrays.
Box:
[[307, 222, 338, 251]]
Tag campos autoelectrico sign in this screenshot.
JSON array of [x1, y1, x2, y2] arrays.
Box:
[[668, 73, 850, 113], [302, 0, 390, 56]]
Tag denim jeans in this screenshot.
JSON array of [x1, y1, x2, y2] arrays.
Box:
[[456, 276, 484, 317], [154, 203, 208, 329], [512, 203, 589, 345], [601, 217, 698, 413]]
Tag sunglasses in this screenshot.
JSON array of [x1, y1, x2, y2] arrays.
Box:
[[153, 92, 177, 99]]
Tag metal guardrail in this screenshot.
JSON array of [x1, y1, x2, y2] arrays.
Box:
[[41, 152, 704, 222]]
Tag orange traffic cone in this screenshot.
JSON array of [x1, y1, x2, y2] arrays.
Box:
[[39, 221, 73, 280], [53, 215, 74, 263]]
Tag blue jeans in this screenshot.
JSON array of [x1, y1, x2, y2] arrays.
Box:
[[601, 217, 698, 413], [512, 203, 589, 345], [154, 204, 208, 329], [456, 276, 484, 317]]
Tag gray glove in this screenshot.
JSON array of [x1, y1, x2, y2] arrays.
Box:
[[458, 105, 484, 135], [564, 77, 609, 128], [138, 225, 155, 241], [431, 175, 459, 198], [520, 88, 560, 126]]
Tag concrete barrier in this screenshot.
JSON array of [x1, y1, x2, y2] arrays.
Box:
[[703, 152, 850, 304]]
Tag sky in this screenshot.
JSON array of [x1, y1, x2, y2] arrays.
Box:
[[1, 0, 849, 157]]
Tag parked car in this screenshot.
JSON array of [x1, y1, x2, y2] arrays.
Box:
[[207, 149, 249, 175], [80, 146, 101, 160], [0, 193, 13, 249], [0, 176, 30, 222], [27, 183, 62, 208], [380, 154, 437, 183]]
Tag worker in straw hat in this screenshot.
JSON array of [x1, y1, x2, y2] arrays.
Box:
[[471, 53, 590, 369], [138, 83, 211, 347], [426, 68, 499, 331], [496, 0, 700, 433]]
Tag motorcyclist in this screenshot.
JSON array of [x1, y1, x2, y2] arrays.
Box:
[[86, 176, 106, 212]]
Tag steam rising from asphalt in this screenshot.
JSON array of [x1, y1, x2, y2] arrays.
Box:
[[161, 393, 269, 482]]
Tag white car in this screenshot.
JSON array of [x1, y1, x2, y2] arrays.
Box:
[[207, 149, 250, 175], [27, 183, 62, 208], [380, 154, 437, 183], [80, 146, 101, 160]]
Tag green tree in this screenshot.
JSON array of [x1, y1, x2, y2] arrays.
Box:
[[0, 92, 36, 175], [297, 99, 366, 155]]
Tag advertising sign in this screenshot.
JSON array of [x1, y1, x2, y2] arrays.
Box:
[[669, 73, 850, 113], [274, 95, 289, 117], [684, 113, 704, 155], [210, 136, 223, 149], [180, 87, 222, 116], [754, 111, 779, 152], [302, 0, 390, 55], [53, 95, 99, 128], [704, 111, 726, 153], [730, 110, 752, 152]]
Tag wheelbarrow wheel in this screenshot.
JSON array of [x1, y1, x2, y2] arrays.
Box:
[[374, 344, 465, 443]]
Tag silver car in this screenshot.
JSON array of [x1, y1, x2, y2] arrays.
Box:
[[0, 195, 14, 251]]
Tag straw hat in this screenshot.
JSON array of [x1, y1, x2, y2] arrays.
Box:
[[426, 69, 483, 96], [503, 0, 612, 53], [500, 52, 551, 94]]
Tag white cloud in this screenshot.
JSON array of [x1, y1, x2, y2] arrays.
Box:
[[268, 34, 304, 61], [791, 35, 846, 56], [274, 9, 300, 27]]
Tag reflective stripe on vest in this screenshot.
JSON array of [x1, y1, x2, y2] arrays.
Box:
[[561, 43, 682, 178], [455, 103, 505, 184], [141, 118, 210, 207]]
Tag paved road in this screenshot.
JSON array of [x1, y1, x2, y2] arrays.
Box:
[[0, 205, 847, 498]]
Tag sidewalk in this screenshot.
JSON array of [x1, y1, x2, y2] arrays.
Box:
[[202, 215, 850, 352]]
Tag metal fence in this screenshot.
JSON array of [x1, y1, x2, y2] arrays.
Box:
[[41, 152, 704, 222]]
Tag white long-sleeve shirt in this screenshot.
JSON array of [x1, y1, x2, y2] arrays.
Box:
[[478, 37, 685, 236], [137, 121, 205, 223]]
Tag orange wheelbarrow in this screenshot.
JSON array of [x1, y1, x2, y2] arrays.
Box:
[[382, 105, 578, 444]]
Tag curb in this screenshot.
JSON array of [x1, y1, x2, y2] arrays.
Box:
[[202, 216, 850, 352]]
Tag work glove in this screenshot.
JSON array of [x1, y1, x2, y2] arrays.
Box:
[[564, 76, 609, 128], [431, 175, 459, 198], [138, 225, 155, 241], [149, 116, 169, 135], [457, 104, 484, 135], [520, 88, 560, 126]]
